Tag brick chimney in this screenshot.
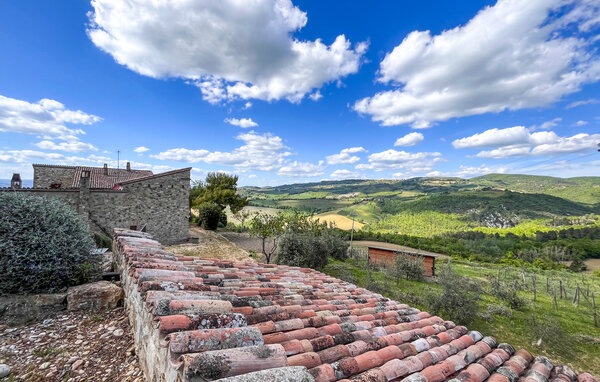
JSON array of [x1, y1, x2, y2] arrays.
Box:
[[11, 173, 22, 189], [103, 163, 108, 175], [126, 161, 131, 171]]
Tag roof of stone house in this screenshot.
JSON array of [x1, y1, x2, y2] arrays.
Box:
[[118, 167, 191, 185], [114, 229, 598, 382], [71, 166, 153, 188]]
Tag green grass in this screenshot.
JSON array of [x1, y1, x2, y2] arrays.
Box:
[[323, 258, 600, 375]]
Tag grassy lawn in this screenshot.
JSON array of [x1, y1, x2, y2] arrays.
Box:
[[323, 258, 600, 375]]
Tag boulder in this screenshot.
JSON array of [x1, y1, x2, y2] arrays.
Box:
[[0, 364, 11, 378], [67, 281, 123, 311]]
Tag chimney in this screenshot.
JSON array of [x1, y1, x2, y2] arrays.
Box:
[[126, 162, 131, 172], [80, 170, 90, 189], [103, 163, 108, 175], [11, 173, 22, 189]]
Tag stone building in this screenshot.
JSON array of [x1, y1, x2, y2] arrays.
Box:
[[2, 163, 191, 245]]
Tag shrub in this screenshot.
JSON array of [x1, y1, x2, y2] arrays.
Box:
[[425, 264, 482, 325], [489, 278, 526, 309], [93, 233, 112, 249], [319, 232, 349, 261], [0, 193, 97, 294], [196, 203, 221, 230], [218, 211, 228, 228], [479, 304, 513, 321], [568, 256, 587, 272], [594, 270, 600, 278], [390, 254, 425, 283], [277, 232, 329, 269]]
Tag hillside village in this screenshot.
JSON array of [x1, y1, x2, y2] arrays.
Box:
[[2, 1, 600, 382]]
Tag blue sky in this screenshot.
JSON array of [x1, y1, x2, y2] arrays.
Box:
[[1, 0, 599, 186]]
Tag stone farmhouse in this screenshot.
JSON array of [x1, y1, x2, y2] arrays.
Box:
[[3, 163, 191, 244]]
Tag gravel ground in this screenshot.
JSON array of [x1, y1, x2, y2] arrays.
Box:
[[0, 308, 142, 381]]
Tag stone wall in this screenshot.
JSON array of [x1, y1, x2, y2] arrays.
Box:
[[1, 169, 190, 245], [33, 165, 76, 188]]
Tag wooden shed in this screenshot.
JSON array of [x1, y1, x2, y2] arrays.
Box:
[[367, 246, 436, 277]]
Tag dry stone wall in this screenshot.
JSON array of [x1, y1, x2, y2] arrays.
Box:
[[113, 228, 598, 382], [1, 169, 190, 245], [32, 165, 76, 188]]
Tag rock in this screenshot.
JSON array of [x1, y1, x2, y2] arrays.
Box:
[[72, 359, 84, 370], [0, 364, 11, 378], [113, 328, 124, 337], [67, 281, 123, 312], [40, 361, 51, 370]]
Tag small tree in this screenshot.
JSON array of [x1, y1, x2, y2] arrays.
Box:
[[425, 262, 482, 325], [191, 173, 248, 230], [248, 213, 285, 263], [233, 209, 252, 229], [391, 254, 425, 283], [569, 256, 587, 272], [0, 193, 97, 294], [196, 203, 222, 230]]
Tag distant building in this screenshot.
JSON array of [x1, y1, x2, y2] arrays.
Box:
[[2, 163, 191, 245], [10, 173, 22, 189], [367, 246, 436, 276]]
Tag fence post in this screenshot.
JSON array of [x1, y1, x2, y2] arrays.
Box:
[[591, 292, 598, 327], [553, 286, 558, 310], [532, 274, 537, 302]]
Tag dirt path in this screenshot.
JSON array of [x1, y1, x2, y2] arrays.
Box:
[[167, 226, 255, 262]]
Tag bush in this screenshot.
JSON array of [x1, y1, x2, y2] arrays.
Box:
[[319, 232, 349, 261], [478, 304, 513, 321], [218, 211, 228, 228], [93, 233, 112, 249], [425, 263, 483, 325], [390, 254, 425, 282], [196, 203, 221, 230], [277, 232, 329, 269], [489, 278, 526, 309], [0, 193, 97, 294], [569, 256, 587, 272]]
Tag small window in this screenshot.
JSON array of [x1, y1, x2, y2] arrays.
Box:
[[129, 225, 137, 231], [50, 183, 61, 189]]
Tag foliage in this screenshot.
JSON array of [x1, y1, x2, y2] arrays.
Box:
[[277, 232, 330, 269], [196, 202, 222, 230], [233, 209, 252, 229], [388, 254, 425, 283], [489, 277, 526, 309], [425, 263, 483, 325], [248, 212, 285, 263], [0, 193, 97, 294], [191, 173, 248, 229], [478, 304, 513, 321], [569, 256, 588, 272], [93, 233, 112, 249]]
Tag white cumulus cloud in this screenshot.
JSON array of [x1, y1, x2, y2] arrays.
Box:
[[326, 147, 367, 165], [225, 117, 259, 128], [329, 169, 361, 179], [356, 149, 443, 173], [152, 131, 291, 171], [0, 94, 101, 140], [353, 0, 600, 128], [277, 160, 325, 177], [394, 132, 424, 147], [88, 0, 367, 104], [134, 146, 150, 153], [454, 125, 600, 158], [34, 140, 98, 153]]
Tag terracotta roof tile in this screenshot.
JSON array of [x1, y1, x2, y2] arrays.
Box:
[[112, 228, 599, 382], [72, 166, 153, 188]]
